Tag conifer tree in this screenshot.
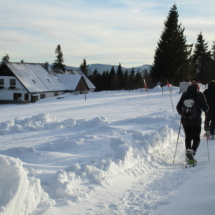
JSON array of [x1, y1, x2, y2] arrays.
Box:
[[211, 40, 215, 75], [192, 32, 213, 83], [1, 54, 10, 64], [89, 69, 98, 88], [150, 4, 193, 85], [134, 71, 143, 89], [80, 59, 90, 76], [101, 71, 109, 91], [128, 68, 135, 90], [212, 40, 215, 62], [116, 63, 123, 89], [109, 66, 116, 90], [122, 70, 129, 90], [53, 45, 66, 70]]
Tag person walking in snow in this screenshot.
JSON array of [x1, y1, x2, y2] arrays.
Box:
[[203, 80, 215, 139], [176, 84, 208, 164]]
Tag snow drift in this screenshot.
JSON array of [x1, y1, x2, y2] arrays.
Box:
[[0, 155, 54, 215]]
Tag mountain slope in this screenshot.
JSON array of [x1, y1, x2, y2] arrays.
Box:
[[66, 64, 152, 74]]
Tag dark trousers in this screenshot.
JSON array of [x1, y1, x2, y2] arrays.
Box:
[[204, 112, 211, 129], [210, 114, 215, 135], [182, 124, 201, 152], [204, 113, 215, 135]]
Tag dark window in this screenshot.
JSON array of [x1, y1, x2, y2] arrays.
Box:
[[40, 94, 45, 99], [10, 79, 16, 85], [25, 94, 29, 100], [0, 79, 4, 85], [9, 86, 16, 90], [54, 92, 58, 96], [13, 93, 22, 100]]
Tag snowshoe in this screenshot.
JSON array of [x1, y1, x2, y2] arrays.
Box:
[[185, 149, 197, 168]]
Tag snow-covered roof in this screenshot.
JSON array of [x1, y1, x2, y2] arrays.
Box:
[[6, 62, 67, 93], [56, 74, 82, 90], [27, 64, 66, 91], [71, 70, 96, 89]]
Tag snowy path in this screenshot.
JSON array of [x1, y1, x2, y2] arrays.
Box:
[[0, 88, 214, 215]]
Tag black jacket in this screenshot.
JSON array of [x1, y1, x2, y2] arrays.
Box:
[[176, 85, 208, 125], [203, 82, 215, 114]]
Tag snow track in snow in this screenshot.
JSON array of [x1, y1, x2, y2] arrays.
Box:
[[0, 89, 213, 215]]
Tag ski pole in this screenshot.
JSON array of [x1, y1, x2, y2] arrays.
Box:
[[173, 120, 182, 164], [205, 116, 210, 162], [206, 135, 210, 161]]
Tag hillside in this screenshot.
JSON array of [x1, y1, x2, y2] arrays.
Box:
[[66, 63, 152, 74]]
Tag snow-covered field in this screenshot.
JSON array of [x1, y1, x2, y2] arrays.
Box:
[[0, 86, 214, 215]]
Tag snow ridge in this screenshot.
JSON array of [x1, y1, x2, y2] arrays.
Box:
[[0, 155, 54, 215]]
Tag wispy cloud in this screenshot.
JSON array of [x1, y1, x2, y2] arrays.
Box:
[[0, 0, 214, 67]]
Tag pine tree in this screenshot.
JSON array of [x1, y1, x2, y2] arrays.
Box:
[[101, 71, 109, 91], [116, 63, 123, 89], [134, 70, 143, 89], [211, 39, 215, 77], [212, 40, 215, 61], [1, 54, 10, 64], [89, 69, 98, 88], [150, 4, 193, 85], [109, 66, 116, 90], [122, 70, 129, 90], [80, 59, 90, 76], [192, 32, 213, 83], [128, 68, 135, 90], [53, 45, 66, 70]]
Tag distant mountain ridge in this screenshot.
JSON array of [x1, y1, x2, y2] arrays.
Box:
[[66, 64, 152, 74]]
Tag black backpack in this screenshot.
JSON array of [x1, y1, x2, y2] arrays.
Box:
[[182, 93, 197, 121]]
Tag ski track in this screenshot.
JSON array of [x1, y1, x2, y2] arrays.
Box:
[[1, 116, 205, 214], [0, 89, 210, 215]]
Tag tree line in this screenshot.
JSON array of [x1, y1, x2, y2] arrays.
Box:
[[88, 64, 153, 91]]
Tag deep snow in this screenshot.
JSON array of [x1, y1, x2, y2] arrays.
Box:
[[0, 85, 214, 215]]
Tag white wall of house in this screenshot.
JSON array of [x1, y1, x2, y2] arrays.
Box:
[[0, 75, 67, 103], [0, 76, 66, 101], [40, 92, 64, 99], [0, 76, 28, 100]]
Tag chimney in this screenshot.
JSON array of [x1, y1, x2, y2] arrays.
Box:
[[45, 62, 49, 72]]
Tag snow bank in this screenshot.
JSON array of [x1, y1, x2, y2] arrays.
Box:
[[0, 155, 54, 215], [0, 113, 107, 135], [46, 116, 180, 200], [151, 85, 179, 92]]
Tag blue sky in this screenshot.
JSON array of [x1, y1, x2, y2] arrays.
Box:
[[0, 0, 215, 68]]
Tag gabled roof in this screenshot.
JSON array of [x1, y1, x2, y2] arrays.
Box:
[[67, 69, 96, 89], [56, 74, 82, 91], [5, 62, 67, 93]]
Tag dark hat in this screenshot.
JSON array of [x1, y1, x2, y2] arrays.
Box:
[[187, 84, 198, 93], [208, 81, 215, 89]]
